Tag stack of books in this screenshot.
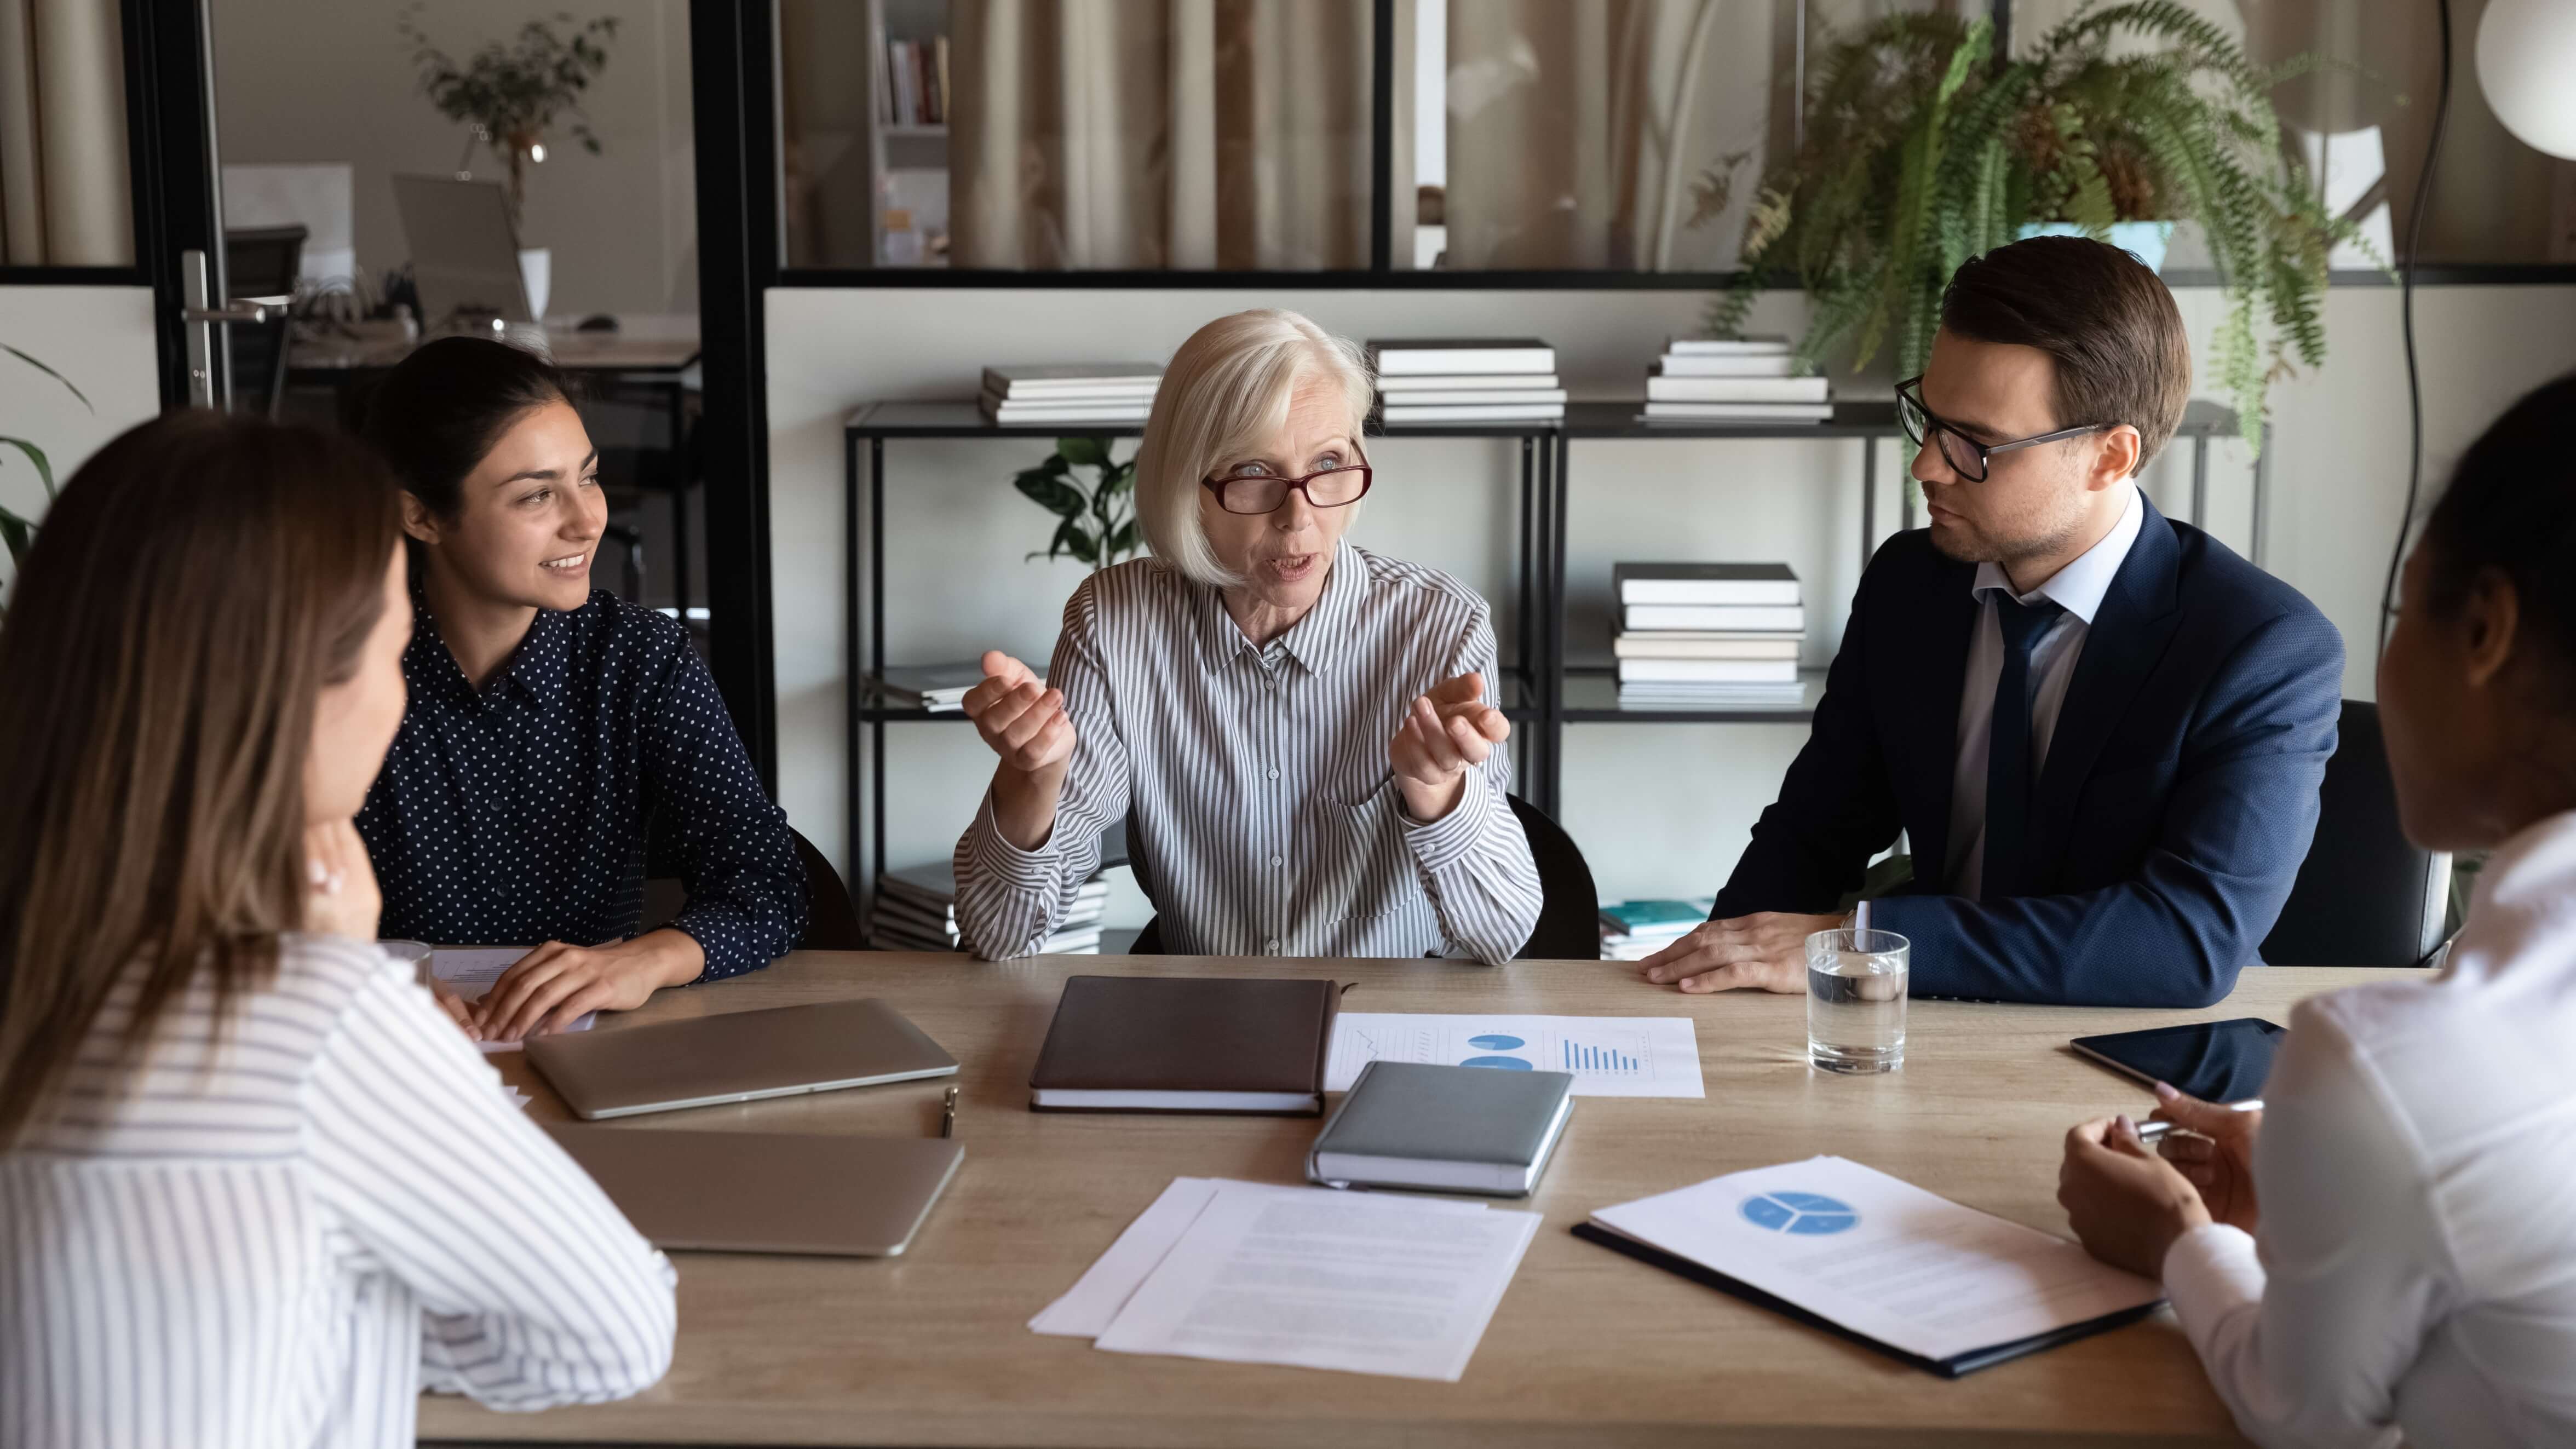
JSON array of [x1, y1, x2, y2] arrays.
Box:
[[980, 364, 1161, 426], [1642, 336, 1832, 423], [1598, 897, 1715, 961], [1614, 563, 1807, 706], [878, 35, 950, 127], [867, 660, 1032, 713], [872, 861, 1107, 955], [1368, 338, 1565, 424]]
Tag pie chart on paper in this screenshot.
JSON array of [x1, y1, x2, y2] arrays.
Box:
[[1739, 1191, 1859, 1235], [1465, 1034, 1526, 1050]]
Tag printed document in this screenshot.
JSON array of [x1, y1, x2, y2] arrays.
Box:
[[1091, 1181, 1540, 1381], [1590, 1155, 2163, 1364], [1328, 1013, 1704, 1098], [428, 947, 597, 1053]]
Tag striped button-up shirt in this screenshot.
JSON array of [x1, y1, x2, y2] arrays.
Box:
[[1, 934, 675, 1449], [954, 542, 1542, 964]]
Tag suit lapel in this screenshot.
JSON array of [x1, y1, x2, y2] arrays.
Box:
[[1902, 552, 1981, 892], [2032, 497, 2186, 877]]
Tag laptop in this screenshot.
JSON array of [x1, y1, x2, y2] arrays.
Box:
[[392, 174, 533, 325], [527, 997, 959, 1120], [545, 1124, 963, 1257]]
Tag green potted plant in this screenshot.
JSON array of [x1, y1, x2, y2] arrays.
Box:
[[1697, 1, 2377, 436], [1011, 438, 1141, 569], [396, 5, 620, 319], [0, 344, 91, 617]]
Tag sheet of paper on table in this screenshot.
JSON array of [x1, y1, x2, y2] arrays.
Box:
[[1589, 1155, 2164, 1367], [1327, 1013, 1704, 1098], [1072, 1179, 1539, 1382], [427, 947, 597, 1054]]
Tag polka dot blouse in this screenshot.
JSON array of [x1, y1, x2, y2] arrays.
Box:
[[355, 589, 808, 981]]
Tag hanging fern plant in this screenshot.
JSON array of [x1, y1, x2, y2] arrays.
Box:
[[1698, 1, 2378, 443]]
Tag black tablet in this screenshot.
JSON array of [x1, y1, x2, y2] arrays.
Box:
[[2068, 1017, 2284, 1103]]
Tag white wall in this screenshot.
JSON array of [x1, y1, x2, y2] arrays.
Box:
[[764, 283, 2576, 913], [0, 286, 162, 596], [210, 0, 695, 320]]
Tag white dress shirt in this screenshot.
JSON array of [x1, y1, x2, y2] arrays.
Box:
[[2162, 808, 2576, 1448], [1946, 485, 2145, 899], [1, 934, 677, 1449], [955, 541, 1543, 965]]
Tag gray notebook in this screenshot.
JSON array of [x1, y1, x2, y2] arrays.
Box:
[[1307, 1061, 1576, 1197]]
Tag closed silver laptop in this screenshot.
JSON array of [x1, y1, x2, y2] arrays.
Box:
[[528, 997, 958, 1120], [545, 1124, 963, 1257]]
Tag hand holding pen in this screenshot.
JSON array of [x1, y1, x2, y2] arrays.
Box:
[[2138, 1083, 2263, 1234]]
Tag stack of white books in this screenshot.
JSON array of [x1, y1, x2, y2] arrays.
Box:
[[872, 861, 1107, 954], [1642, 336, 1831, 423], [1369, 338, 1565, 424], [1597, 897, 1716, 961], [867, 660, 1027, 713], [1614, 563, 1807, 706], [980, 363, 1162, 426]]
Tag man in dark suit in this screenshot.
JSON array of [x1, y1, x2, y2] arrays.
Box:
[[1642, 237, 2342, 1007]]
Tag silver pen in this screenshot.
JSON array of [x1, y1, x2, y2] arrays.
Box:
[[2132, 1098, 2262, 1145]]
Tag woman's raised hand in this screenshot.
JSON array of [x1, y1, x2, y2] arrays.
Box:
[[1389, 671, 1511, 822], [962, 649, 1076, 777]]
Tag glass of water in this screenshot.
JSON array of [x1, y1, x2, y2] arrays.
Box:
[[1806, 928, 1910, 1074]]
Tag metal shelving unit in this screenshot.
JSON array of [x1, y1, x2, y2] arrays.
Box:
[[841, 395, 2262, 918]]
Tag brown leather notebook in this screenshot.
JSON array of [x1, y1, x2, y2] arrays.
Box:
[[1028, 975, 1341, 1114]]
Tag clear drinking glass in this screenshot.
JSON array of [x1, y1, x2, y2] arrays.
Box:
[[1806, 929, 1910, 1074]]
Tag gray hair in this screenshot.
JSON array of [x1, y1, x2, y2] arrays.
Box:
[[1132, 309, 1372, 588]]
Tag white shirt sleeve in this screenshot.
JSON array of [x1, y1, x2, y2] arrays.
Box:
[[303, 958, 677, 1411], [2159, 1006, 2452, 1449]]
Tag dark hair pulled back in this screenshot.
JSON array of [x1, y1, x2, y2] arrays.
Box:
[[360, 335, 574, 521], [2418, 373, 2576, 695]]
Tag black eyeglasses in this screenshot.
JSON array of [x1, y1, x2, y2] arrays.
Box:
[[1199, 463, 1373, 515], [1895, 376, 2116, 483]]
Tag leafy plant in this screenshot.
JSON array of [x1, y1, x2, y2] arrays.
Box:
[[1013, 437, 1141, 568], [396, 5, 620, 224], [1697, 1, 2378, 438], [0, 344, 93, 615]]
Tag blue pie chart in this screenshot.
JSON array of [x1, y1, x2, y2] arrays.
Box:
[[1465, 1034, 1526, 1050], [1459, 1055, 1534, 1070], [1739, 1191, 1859, 1235]]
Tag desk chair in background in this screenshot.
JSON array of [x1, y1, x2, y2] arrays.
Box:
[[221, 225, 305, 418], [2261, 700, 2453, 968], [642, 826, 865, 953], [1128, 795, 1600, 961]]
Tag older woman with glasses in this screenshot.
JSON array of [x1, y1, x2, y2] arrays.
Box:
[[948, 308, 1542, 964]]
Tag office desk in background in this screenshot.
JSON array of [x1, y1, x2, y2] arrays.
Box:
[[427, 953, 2407, 1448], [288, 315, 703, 615]]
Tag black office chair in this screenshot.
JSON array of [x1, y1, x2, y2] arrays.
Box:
[[2260, 700, 2452, 967], [640, 825, 864, 952], [1126, 795, 1600, 961], [222, 225, 304, 418]]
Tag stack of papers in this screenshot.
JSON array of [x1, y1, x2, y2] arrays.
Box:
[[1597, 898, 1714, 961], [428, 947, 598, 1053], [980, 363, 1161, 426], [1370, 338, 1565, 424], [1580, 1156, 2165, 1376], [1643, 337, 1832, 423], [871, 861, 1106, 953], [1033, 1177, 1540, 1381], [1326, 1012, 1705, 1098]]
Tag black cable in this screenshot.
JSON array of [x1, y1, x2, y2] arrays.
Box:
[[2379, 0, 2454, 655]]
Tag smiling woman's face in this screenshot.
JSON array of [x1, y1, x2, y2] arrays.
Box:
[[406, 398, 606, 613], [1197, 372, 1364, 614]]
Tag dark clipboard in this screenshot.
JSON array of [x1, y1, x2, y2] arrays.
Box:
[[1569, 1222, 2164, 1378]]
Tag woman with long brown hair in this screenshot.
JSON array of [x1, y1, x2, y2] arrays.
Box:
[[0, 412, 674, 1448]]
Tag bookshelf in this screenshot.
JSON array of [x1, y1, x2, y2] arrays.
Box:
[[866, 0, 950, 267], [837, 397, 2260, 925]]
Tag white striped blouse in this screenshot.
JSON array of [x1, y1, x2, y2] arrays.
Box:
[[1, 933, 676, 1449], [955, 541, 1543, 965]]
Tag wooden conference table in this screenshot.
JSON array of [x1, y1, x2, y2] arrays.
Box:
[[422, 953, 2414, 1448]]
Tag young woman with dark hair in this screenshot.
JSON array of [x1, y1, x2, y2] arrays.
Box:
[[358, 336, 805, 1043], [0, 412, 674, 1447], [2057, 374, 2576, 1447]]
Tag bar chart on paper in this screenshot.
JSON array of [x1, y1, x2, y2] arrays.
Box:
[[1327, 1014, 1703, 1098]]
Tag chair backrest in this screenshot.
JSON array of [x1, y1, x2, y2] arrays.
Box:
[[223, 225, 304, 419], [639, 826, 865, 952], [1126, 794, 1600, 961], [2260, 699, 2452, 967]]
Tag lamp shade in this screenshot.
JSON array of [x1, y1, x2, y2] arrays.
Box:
[[2476, 0, 2576, 160]]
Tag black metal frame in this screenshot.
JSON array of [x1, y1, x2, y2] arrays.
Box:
[[837, 399, 2257, 918]]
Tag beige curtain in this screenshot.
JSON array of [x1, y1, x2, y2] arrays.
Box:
[[0, 0, 132, 266], [950, 0, 1371, 270]]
